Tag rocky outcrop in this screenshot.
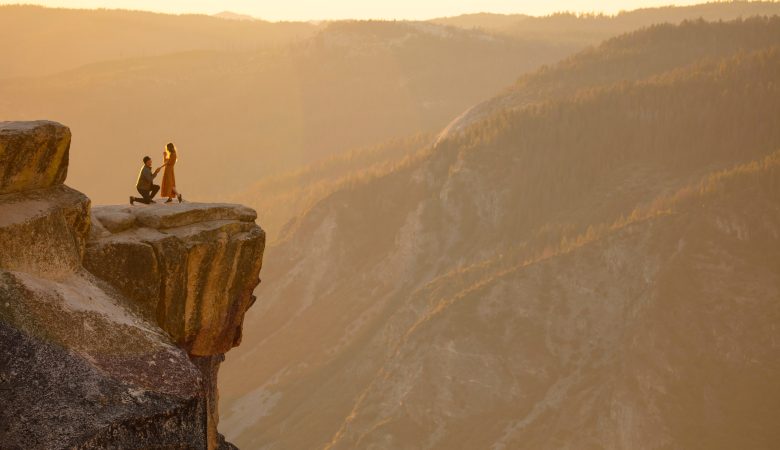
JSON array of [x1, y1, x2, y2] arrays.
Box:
[[0, 121, 265, 449], [85, 203, 264, 355], [84, 203, 265, 449]]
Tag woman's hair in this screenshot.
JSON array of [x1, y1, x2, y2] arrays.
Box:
[[165, 142, 178, 161]]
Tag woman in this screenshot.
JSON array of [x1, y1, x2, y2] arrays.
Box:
[[161, 142, 183, 203]]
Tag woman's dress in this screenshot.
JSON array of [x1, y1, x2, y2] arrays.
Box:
[[161, 151, 177, 198]]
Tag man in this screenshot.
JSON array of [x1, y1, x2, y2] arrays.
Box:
[[130, 156, 165, 205]]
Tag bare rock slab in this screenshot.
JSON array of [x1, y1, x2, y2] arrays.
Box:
[[0, 185, 90, 275]]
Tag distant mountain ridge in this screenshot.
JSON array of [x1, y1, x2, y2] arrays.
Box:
[[432, 1, 780, 41]]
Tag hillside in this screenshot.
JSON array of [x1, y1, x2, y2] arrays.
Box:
[[229, 133, 434, 242], [219, 19, 780, 449], [322, 152, 780, 449]]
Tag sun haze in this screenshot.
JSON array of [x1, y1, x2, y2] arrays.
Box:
[[1, 0, 707, 20]]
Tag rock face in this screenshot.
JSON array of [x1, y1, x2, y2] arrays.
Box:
[[84, 203, 265, 449], [0, 121, 265, 449], [85, 203, 265, 356]]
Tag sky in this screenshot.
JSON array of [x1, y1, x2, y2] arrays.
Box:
[[1, 0, 706, 21]]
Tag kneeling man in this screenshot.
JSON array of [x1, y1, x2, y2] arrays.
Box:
[[131, 156, 165, 205]]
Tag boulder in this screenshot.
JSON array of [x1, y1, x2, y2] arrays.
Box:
[[0, 185, 90, 275], [0, 121, 70, 195]]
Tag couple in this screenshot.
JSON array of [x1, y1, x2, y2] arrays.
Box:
[[131, 142, 183, 205]]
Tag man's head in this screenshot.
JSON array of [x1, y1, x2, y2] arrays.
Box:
[[143, 156, 152, 167]]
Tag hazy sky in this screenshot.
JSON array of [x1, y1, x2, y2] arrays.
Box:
[[3, 0, 706, 21]]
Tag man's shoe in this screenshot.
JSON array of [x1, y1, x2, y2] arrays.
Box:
[[177, 194, 183, 203], [130, 196, 134, 206], [165, 198, 173, 203]]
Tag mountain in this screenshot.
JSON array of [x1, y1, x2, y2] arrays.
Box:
[[219, 18, 780, 449], [0, 13, 583, 207]]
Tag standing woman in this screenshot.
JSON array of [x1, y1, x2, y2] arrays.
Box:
[[161, 142, 183, 203]]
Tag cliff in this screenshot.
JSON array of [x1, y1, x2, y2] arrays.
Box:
[[0, 121, 265, 449]]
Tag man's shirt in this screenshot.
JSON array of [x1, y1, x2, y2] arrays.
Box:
[[136, 165, 156, 191]]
